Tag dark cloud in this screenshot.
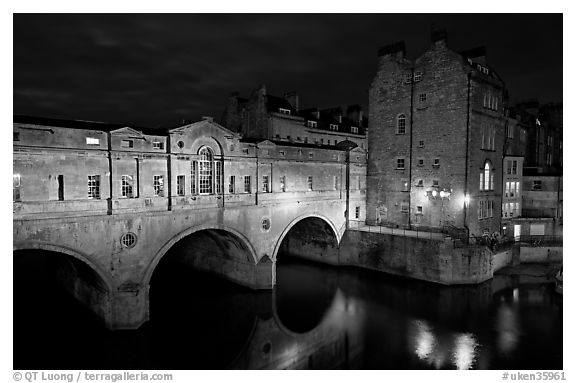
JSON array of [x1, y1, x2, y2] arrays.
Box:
[[14, 14, 562, 128]]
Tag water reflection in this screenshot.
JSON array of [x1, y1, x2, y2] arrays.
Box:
[[14, 251, 562, 370]]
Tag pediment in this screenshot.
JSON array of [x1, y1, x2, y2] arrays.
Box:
[[256, 140, 277, 148], [110, 127, 145, 138], [169, 119, 241, 140]]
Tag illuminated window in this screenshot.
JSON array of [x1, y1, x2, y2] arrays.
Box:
[[480, 161, 494, 191], [121, 175, 134, 198], [351, 126, 359, 134], [397, 114, 406, 134], [278, 108, 291, 115], [153, 175, 164, 196], [88, 175, 101, 199], [402, 178, 409, 191], [176, 175, 185, 196], [86, 137, 100, 145]]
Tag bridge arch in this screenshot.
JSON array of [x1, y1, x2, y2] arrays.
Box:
[[143, 223, 260, 287], [272, 213, 342, 261], [13, 240, 115, 291]]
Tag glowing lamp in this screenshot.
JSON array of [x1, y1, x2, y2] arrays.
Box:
[[464, 194, 470, 206], [432, 190, 437, 197], [440, 190, 445, 198]]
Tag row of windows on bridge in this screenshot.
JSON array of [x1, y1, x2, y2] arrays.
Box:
[[13, 170, 360, 202]]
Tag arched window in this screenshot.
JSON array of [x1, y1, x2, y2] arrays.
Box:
[[397, 114, 406, 134], [192, 146, 223, 195], [480, 161, 494, 191]]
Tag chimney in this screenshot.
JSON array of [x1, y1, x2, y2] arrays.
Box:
[[461, 46, 487, 65], [284, 91, 299, 112], [346, 104, 363, 125], [313, 109, 320, 120], [431, 25, 447, 47]]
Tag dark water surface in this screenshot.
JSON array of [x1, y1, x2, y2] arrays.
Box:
[[14, 251, 563, 370]]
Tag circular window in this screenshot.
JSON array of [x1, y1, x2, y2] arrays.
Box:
[[261, 218, 271, 231], [262, 342, 272, 354], [177, 140, 184, 149], [121, 232, 137, 248]]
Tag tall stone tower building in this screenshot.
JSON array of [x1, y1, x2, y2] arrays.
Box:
[[367, 29, 506, 237]]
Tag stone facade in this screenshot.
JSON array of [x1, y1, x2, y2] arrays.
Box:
[[367, 32, 506, 238]]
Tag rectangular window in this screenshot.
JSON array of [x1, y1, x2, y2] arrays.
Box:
[[13, 174, 21, 202], [242, 148, 249, 155], [355, 206, 360, 219], [416, 179, 423, 187], [334, 176, 339, 190], [309, 152, 314, 158], [515, 181, 520, 196], [280, 176, 286, 192], [330, 124, 338, 131], [401, 202, 409, 213], [413, 71, 422, 82], [532, 180, 542, 190], [88, 175, 101, 199], [396, 158, 405, 169], [244, 176, 251, 193], [279, 150, 285, 157], [433, 158, 440, 167], [215, 161, 222, 194], [191, 161, 197, 195], [416, 206, 423, 215], [304, 137, 309, 143], [307, 176, 313, 191], [505, 181, 511, 197], [417, 158, 424, 167], [418, 140, 424, 147], [278, 108, 291, 115], [404, 73, 412, 84], [262, 175, 270, 193], [432, 180, 439, 187], [307, 121, 317, 129], [489, 200, 494, 218], [351, 126, 359, 134], [57, 175, 64, 201], [199, 158, 213, 195], [121, 139, 134, 148], [176, 175, 185, 196], [122, 175, 134, 198], [14, 132, 20, 141], [507, 125, 514, 138], [86, 137, 100, 145], [419, 93, 427, 103], [153, 175, 164, 196], [229, 175, 236, 194], [152, 141, 164, 150]]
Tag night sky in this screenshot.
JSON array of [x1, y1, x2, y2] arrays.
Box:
[[13, 14, 563, 128]]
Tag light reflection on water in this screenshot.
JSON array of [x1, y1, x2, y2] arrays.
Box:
[[14, 251, 563, 370]]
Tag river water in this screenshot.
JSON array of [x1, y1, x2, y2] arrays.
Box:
[[14, 251, 563, 370]]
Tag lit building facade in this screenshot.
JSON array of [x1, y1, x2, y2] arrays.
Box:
[[367, 30, 507, 237]]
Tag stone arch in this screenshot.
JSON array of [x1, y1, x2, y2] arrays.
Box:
[[271, 213, 341, 261], [190, 136, 224, 156], [142, 223, 259, 287], [13, 240, 115, 291]]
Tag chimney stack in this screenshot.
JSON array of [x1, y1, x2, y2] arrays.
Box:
[[431, 25, 448, 46]]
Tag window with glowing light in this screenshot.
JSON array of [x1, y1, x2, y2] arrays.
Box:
[[480, 161, 494, 191]]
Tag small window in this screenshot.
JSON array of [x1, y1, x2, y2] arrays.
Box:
[[242, 148, 249, 154], [404, 73, 412, 84], [153, 175, 164, 196], [397, 158, 405, 169], [287, 135, 292, 141], [355, 206, 360, 219], [279, 108, 291, 115], [334, 176, 339, 190], [401, 203, 409, 213], [275, 134, 281, 139], [397, 114, 406, 135], [229, 175, 235, 194], [432, 180, 439, 187], [244, 176, 251, 193], [416, 206, 423, 215], [297, 149, 303, 156], [532, 180, 542, 190], [304, 137, 309, 143], [413, 71, 422, 82], [402, 178, 409, 192], [121, 139, 134, 148], [13, 132, 20, 141], [307, 176, 313, 191], [419, 93, 427, 103], [280, 176, 286, 192], [307, 121, 317, 129], [262, 218, 271, 231], [152, 141, 164, 150], [351, 126, 359, 134], [177, 140, 184, 149], [13, 174, 21, 202], [279, 150, 285, 157], [86, 137, 100, 145], [418, 140, 424, 147], [330, 124, 339, 131], [309, 152, 314, 159], [433, 158, 440, 167], [416, 179, 424, 187], [262, 175, 270, 193], [320, 138, 324, 145], [418, 158, 424, 167], [297, 137, 301, 141], [177, 175, 185, 196], [121, 233, 137, 248]]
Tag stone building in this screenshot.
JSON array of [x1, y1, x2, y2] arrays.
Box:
[[221, 85, 368, 149], [13, 115, 366, 222], [367, 30, 507, 237]]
